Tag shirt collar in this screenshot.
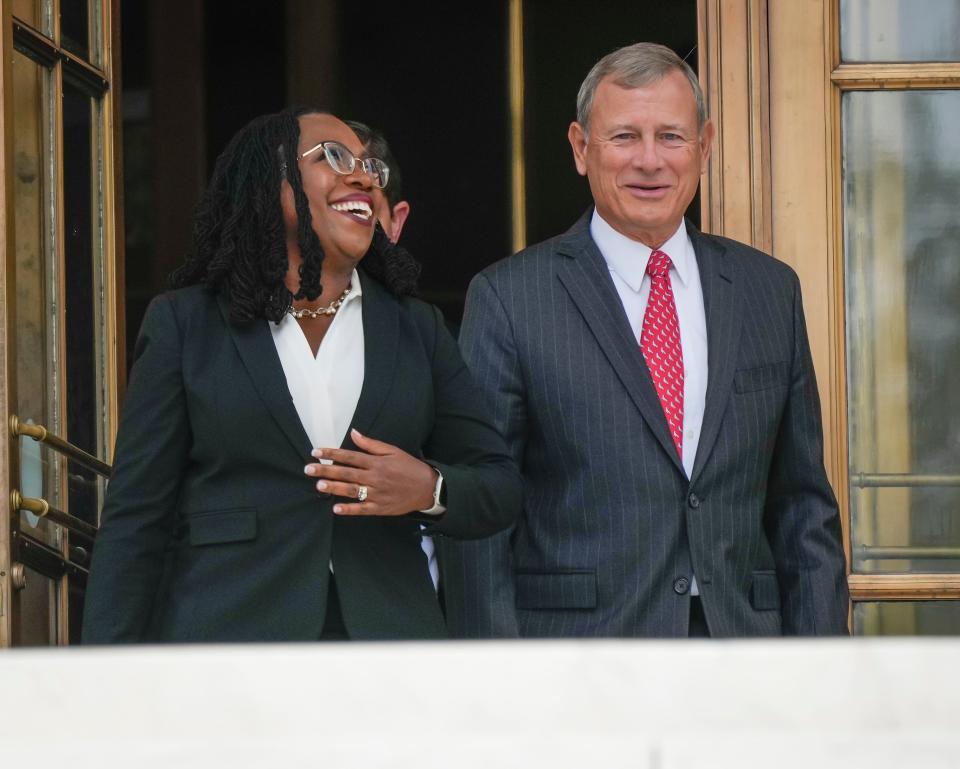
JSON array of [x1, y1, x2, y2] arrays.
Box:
[[590, 211, 694, 292], [344, 268, 363, 302]]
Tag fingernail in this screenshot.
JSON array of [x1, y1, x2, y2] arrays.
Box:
[[304, 465, 315, 475], [316, 481, 327, 491], [333, 505, 342, 514], [311, 449, 323, 458], [351, 429, 362, 439]]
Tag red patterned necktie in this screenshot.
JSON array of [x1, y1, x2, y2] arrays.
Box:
[[640, 249, 684, 459]]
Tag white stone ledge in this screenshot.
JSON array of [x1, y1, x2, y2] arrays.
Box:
[[1, 639, 957, 768]]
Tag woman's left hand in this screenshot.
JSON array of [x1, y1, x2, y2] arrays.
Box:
[[304, 429, 438, 516]]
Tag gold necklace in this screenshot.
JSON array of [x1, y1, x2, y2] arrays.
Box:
[[287, 285, 352, 319]]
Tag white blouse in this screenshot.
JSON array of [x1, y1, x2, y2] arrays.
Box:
[[270, 270, 365, 452], [269, 269, 439, 590]]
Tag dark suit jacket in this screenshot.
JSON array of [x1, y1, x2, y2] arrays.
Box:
[[82, 271, 521, 643], [441, 213, 849, 638]]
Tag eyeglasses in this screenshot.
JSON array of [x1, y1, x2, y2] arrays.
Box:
[[298, 141, 390, 190]]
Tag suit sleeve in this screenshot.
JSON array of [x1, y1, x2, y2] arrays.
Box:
[[82, 294, 191, 643], [764, 276, 850, 635], [418, 298, 522, 541], [439, 272, 526, 638]]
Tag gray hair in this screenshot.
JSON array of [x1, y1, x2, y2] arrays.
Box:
[[576, 42, 706, 135]]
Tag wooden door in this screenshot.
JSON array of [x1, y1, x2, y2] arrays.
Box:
[[1, 0, 122, 646]]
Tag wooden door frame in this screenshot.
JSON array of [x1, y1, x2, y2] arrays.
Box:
[[700, 0, 960, 619], [0, 0, 18, 649]]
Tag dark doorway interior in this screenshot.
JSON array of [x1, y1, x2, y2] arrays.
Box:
[[522, 1, 699, 245], [121, 1, 697, 366]]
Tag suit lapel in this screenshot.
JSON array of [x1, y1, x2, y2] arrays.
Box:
[[217, 294, 313, 461], [688, 225, 742, 485], [344, 269, 399, 446], [556, 213, 686, 476]]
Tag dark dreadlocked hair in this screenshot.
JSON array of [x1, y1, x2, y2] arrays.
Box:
[[170, 106, 421, 324]]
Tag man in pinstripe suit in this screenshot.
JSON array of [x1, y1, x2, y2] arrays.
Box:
[[441, 42, 849, 637]]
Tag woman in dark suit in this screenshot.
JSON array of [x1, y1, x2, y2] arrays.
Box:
[[81, 108, 520, 642]]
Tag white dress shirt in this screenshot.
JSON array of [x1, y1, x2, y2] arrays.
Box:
[[590, 212, 708, 595], [269, 269, 439, 590]]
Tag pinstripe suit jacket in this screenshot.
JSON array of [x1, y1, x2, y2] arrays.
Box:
[[441, 212, 849, 638]]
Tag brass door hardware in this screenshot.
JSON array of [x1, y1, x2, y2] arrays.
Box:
[[10, 415, 112, 477], [10, 490, 99, 539], [852, 473, 960, 488], [11, 564, 27, 591]]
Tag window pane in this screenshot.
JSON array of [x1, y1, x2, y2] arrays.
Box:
[[855, 601, 960, 635], [843, 90, 960, 573], [89, 0, 103, 68], [60, 0, 90, 60], [12, 51, 63, 547], [12, 53, 51, 433], [19, 432, 64, 549], [841, 0, 960, 62], [62, 84, 106, 526]]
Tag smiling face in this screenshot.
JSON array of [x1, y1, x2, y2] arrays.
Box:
[[568, 70, 714, 248], [281, 113, 383, 270]]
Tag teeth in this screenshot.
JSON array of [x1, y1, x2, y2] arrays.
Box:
[[331, 200, 372, 219]]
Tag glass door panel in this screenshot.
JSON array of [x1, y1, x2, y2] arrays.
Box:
[[854, 600, 960, 635], [62, 84, 106, 526], [843, 89, 960, 574], [841, 0, 960, 62], [59, 0, 90, 60], [12, 49, 62, 549]]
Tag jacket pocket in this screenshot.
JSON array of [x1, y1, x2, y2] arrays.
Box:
[[734, 362, 790, 393], [515, 571, 597, 610], [749, 570, 781, 611], [187, 508, 258, 546]]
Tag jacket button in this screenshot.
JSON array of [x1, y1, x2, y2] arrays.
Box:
[[674, 577, 690, 594], [688, 492, 700, 509]]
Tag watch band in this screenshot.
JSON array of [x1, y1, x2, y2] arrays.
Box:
[[419, 467, 446, 515]]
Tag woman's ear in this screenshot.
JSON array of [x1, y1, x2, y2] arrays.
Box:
[[279, 177, 298, 234], [387, 201, 411, 243]]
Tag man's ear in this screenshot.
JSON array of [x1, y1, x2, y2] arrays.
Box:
[[698, 119, 716, 172], [568, 121, 589, 176], [388, 201, 411, 243]]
